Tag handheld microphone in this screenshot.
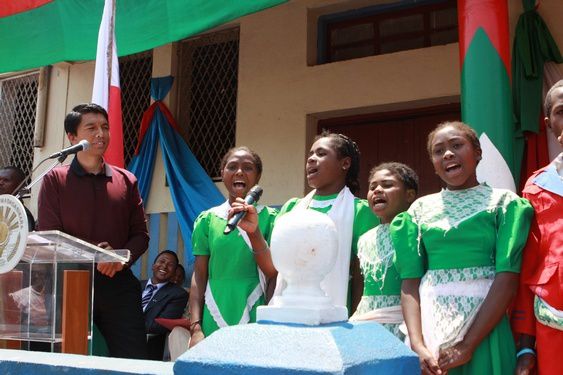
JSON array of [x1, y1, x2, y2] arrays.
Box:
[[224, 185, 263, 235], [48, 140, 90, 159]]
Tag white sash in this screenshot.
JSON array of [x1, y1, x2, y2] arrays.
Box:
[[204, 281, 263, 328], [271, 187, 355, 307], [350, 305, 403, 324]]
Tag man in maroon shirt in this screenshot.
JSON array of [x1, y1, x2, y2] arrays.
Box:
[[38, 103, 149, 359]]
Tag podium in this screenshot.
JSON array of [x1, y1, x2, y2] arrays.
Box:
[[0, 230, 129, 355]]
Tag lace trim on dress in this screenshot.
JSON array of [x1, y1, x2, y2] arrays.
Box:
[[409, 184, 518, 232], [420, 266, 495, 358], [357, 224, 394, 291]]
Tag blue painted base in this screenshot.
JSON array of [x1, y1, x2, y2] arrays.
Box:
[[174, 321, 419, 374], [0, 349, 174, 375]]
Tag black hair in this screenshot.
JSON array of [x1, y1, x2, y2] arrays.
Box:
[[176, 263, 185, 276], [0, 165, 26, 185], [368, 162, 419, 194], [153, 250, 179, 267], [220, 146, 263, 175], [64, 103, 109, 135], [175, 264, 186, 283], [426, 121, 481, 158], [544, 79, 563, 117], [315, 132, 361, 194]]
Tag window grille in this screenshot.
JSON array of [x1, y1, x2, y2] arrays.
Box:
[[0, 72, 39, 178], [120, 51, 153, 167], [318, 0, 458, 64], [177, 28, 239, 180]]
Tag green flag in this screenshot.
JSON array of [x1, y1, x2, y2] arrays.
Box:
[[512, 0, 562, 183], [0, 0, 287, 73]]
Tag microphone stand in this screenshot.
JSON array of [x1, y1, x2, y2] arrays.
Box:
[[14, 154, 69, 200]]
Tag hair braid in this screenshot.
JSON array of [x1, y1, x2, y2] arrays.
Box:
[[317, 132, 361, 194]]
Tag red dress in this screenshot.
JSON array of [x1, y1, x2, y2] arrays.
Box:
[[512, 160, 563, 375]]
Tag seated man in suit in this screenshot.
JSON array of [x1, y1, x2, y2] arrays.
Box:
[[142, 250, 188, 360]]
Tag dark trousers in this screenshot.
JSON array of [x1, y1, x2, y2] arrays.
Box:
[[94, 268, 147, 359]]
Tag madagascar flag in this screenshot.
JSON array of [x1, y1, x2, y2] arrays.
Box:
[[92, 0, 124, 167], [459, 0, 515, 191], [0, 0, 287, 73]]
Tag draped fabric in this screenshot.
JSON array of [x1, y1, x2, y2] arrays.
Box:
[[512, 0, 562, 187], [128, 76, 224, 263], [0, 0, 287, 73]]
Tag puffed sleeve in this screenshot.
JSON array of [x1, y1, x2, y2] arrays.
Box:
[[390, 210, 426, 279], [494, 196, 533, 273], [191, 211, 211, 256]]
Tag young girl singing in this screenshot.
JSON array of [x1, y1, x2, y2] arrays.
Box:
[[350, 162, 418, 339], [185, 147, 277, 348], [232, 132, 379, 312], [391, 122, 533, 374]]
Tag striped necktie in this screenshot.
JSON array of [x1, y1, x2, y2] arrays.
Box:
[[142, 284, 157, 310]]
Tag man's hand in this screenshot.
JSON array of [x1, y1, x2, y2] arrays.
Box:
[[96, 242, 125, 278]]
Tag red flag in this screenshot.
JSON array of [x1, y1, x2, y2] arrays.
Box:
[[92, 0, 124, 167]]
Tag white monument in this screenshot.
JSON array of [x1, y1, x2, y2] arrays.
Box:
[[257, 209, 348, 325]]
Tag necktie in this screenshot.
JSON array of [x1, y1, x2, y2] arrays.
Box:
[[142, 284, 157, 310]]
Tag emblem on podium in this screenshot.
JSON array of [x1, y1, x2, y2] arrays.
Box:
[[0, 194, 28, 274]]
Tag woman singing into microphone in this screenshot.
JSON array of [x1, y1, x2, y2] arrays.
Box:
[[170, 147, 277, 355]]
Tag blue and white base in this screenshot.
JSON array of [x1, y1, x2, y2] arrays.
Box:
[[174, 321, 419, 374]]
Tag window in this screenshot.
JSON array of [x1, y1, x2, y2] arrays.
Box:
[[318, 0, 458, 64], [119, 51, 153, 167], [177, 28, 239, 180], [0, 72, 39, 178]]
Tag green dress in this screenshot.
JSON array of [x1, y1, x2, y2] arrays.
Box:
[[390, 184, 533, 375], [353, 224, 403, 338], [192, 201, 277, 336], [279, 192, 379, 310]]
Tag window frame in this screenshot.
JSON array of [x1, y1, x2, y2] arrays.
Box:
[[317, 0, 457, 64]]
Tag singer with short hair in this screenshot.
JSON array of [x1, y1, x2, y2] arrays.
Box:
[[37, 103, 149, 359], [168, 147, 277, 359]]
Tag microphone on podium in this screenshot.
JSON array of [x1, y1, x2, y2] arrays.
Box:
[[48, 139, 90, 159], [224, 185, 263, 235]]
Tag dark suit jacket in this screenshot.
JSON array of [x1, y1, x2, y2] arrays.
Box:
[[141, 280, 188, 335], [141, 280, 188, 360]]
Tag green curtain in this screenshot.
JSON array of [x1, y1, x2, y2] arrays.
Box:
[[512, 0, 562, 181]]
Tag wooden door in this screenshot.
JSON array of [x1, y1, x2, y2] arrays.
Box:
[[318, 104, 461, 198]]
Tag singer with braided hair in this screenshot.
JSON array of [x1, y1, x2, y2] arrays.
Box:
[[231, 132, 379, 314]]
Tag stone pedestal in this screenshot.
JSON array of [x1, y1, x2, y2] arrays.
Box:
[[174, 322, 419, 375]]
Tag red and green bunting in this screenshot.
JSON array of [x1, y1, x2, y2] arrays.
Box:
[[0, 0, 287, 73], [459, 0, 516, 191]]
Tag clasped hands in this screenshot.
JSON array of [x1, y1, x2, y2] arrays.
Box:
[[96, 241, 125, 278], [416, 342, 474, 375]]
